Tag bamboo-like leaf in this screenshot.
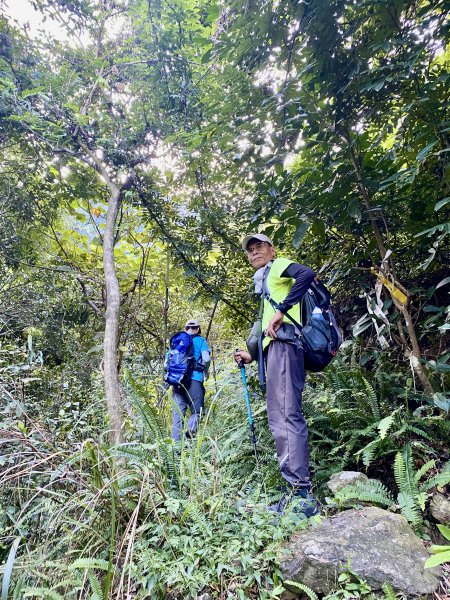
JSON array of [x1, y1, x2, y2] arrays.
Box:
[[434, 197, 450, 212], [1, 537, 21, 600], [437, 524, 450, 541], [424, 550, 450, 569]]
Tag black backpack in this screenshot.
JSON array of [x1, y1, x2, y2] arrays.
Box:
[[264, 279, 342, 372], [299, 280, 342, 371]]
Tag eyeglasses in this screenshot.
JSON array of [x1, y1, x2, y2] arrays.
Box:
[[246, 241, 269, 255], [185, 326, 199, 331]]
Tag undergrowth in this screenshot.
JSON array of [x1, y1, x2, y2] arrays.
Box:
[[1, 350, 449, 598]]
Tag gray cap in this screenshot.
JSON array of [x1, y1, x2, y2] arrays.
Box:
[[185, 318, 199, 328], [241, 233, 273, 251]]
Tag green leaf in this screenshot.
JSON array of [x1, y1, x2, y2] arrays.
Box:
[[377, 414, 395, 440], [201, 48, 213, 64], [1, 537, 21, 600], [424, 550, 450, 568], [435, 197, 450, 211], [292, 222, 310, 249], [347, 199, 361, 222], [429, 545, 450, 553], [436, 277, 450, 290], [416, 140, 438, 162], [437, 524, 450, 541]]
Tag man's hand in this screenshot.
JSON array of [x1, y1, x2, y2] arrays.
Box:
[[266, 310, 284, 338], [234, 350, 252, 365]]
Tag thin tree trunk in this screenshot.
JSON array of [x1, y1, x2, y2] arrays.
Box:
[[205, 297, 220, 341], [103, 185, 125, 445], [162, 249, 170, 390]]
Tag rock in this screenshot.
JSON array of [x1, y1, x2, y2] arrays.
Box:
[[279, 507, 441, 595], [430, 493, 450, 524], [197, 594, 213, 600], [280, 591, 300, 600], [327, 471, 369, 494]]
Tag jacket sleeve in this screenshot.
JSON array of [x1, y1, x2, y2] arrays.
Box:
[[277, 263, 315, 313], [200, 338, 211, 378]]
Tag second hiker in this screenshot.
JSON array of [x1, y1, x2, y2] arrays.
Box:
[[169, 319, 210, 441]]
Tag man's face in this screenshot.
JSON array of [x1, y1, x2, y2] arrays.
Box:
[[246, 240, 275, 270]]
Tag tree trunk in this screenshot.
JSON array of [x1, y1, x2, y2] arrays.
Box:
[[103, 185, 125, 445]]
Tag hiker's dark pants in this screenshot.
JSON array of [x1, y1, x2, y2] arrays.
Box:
[[171, 379, 205, 441], [266, 340, 310, 487]]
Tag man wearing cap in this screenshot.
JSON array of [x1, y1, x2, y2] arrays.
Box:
[[234, 234, 319, 516], [171, 319, 210, 441]]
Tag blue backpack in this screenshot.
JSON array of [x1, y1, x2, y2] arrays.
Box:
[[164, 332, 196, 388]]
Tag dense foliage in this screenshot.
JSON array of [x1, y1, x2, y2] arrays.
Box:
[[0, 0, 449, 598]]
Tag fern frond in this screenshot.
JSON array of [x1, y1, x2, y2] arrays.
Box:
[[87, 571, 103, 600], [393, 450, 407, 492], [397, 492, 421, 527], [69, 558, 110, 571], [180, 499, 210, 535], [363, 378, 380, 421], [401, 444, 418, 497], [377, 413, 396, 440], [421, 464, 450, 492], [394, 445, 422, 526], [334, 480, 394, 507], [402, 424, 432, 441], [414, 460, 435, 484], [382, 582, 399, 600], [284, 580, 319, 600], [51, 578, 80, 590], [23, 589, 65, 600], [356, 439, 379, 467]]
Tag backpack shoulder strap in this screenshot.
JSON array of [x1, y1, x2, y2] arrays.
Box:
[[261, 262, 304, 330], [261, 263, 272, 298]]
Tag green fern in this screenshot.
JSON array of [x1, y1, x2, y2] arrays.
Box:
[[87, 571, 103, 600], [69, 558, 110, 571], [421, 463, 450, 492], [363, 378, 380, 421], [180, 499, 210, 535], [23, 589, 65, 600], [377, 412, 397, 440], [284, 580, 319, 600], [397, 491, 421, 526], [414, 459, 436, 482], [334, 479, 394, 507], [382, 582, 399, 600], [393, 445, 422, 527], [393, 445, 415, 497]]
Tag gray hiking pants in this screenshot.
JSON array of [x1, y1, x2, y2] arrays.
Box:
[[266, 340, 310, 487], [171, 379, 205, 441]]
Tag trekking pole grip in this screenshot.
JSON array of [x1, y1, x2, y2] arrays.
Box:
[[235, 348, 244, 370]]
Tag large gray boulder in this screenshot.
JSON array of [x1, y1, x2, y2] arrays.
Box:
[[327, 471, 369, 494], [279, 507, 441, 595], [430, 493, 450, 524]]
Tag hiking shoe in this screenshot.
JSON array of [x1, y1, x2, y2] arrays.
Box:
[[268, 486, 320, 517]]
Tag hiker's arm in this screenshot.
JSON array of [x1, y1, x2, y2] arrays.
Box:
[[277, 263, 315, 313], [266, 263, 315, 337]]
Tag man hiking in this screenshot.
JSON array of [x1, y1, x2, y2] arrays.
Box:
[[168, 319, 210, 441], [234, 233, 320, 517]]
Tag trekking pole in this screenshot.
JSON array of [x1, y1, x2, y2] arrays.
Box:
[[235, 350, 258, 462]]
